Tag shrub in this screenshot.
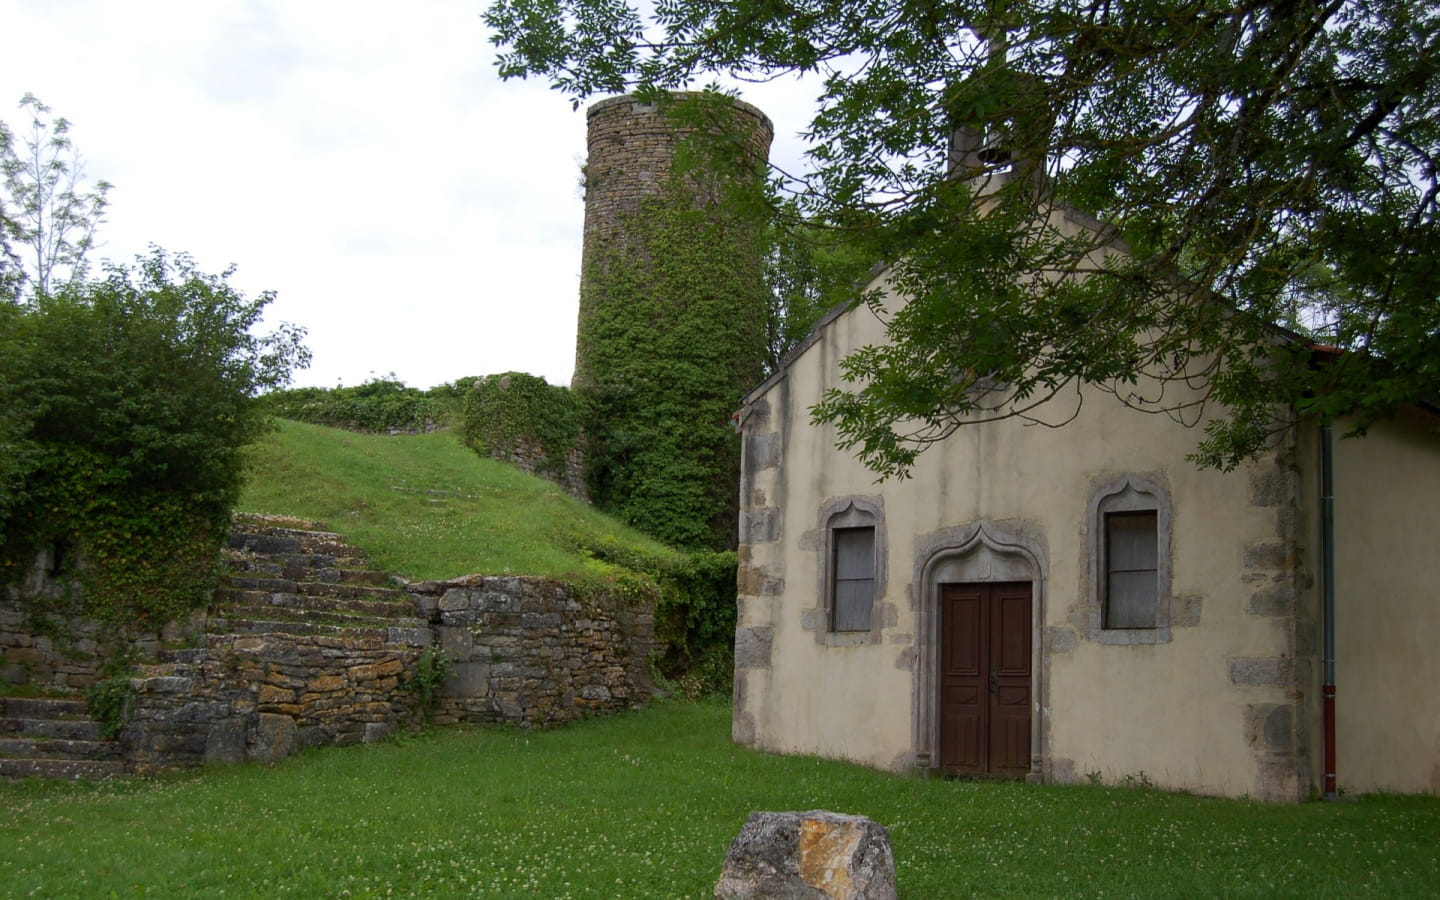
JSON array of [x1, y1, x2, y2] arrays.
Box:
[[0, 248, 308, 626], [263, 377, 453, 433], [86, 658, 136, 740]]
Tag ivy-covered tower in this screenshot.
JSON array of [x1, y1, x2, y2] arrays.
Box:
[[575, 93, 773, 550]]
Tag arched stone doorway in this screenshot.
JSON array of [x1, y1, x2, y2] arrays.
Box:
[[913, 522, 1047, 779]]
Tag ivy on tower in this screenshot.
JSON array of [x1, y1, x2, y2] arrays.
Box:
[[574, 92, 773, 550]]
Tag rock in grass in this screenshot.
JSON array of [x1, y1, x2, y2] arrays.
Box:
[[714, 810, 897, 900]]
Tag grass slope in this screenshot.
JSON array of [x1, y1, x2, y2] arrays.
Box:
[[238, 419, 677, 580], [1, 701, 1436, 898]]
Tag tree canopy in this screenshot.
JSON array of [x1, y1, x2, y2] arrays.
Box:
[[486, 0, 1440, 476]]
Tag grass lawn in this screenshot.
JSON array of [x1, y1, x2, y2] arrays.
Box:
[[0, 701, 1435, 899], [238, 420, 678, 581]]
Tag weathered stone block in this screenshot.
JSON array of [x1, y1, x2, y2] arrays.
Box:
[[307, 674, 345, 692], [257, 684, 295, 705], [741, 508, 781, 545], [1171, 593, 1203, 627], [1244, 542, 1297, 570], [204, 718, 247, 765], [444, 662, 490, 698], [744, 433, 781, 472], [438, 588, 473, 612], [738, 567, 783, 597], [1045, 626, 1076, 655], [1229, 657, 1295, 687], [1249, 470, 1288, 507], [139, 676, 193, 694], [714, 810, 897, 900], [364, 721, 393, 744], [1246, 584, 1293, 617], [734, 627, 774, 670]]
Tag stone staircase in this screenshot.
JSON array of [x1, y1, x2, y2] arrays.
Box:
[[2, 515, 427, 779], [0, 696, 125, 780], [198, 514, 425, 644]]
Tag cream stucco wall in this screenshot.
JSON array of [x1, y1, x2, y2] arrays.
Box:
[[735, 248, 1328, 800], [1330, 408, 1440, 795]]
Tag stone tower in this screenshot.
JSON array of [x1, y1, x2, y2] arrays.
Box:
[[573, 93, 774, 550]]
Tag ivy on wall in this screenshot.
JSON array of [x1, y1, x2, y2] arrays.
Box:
[[571, 532, 739, 696], [455, 373, 581, 480], [577, 188, 769, 550]]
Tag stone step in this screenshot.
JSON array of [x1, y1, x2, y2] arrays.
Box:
[[229, 528, 366, 559], [223, 575, 300, 593], [205, 618, 391, 639], [217, 583, 409, 609], [232, 513, 326, 531], [137, 660, 197, 679], [203, 618, 432, 647], [0, 736, 121, 760], [225, 557, 393, 587], [213, 588, 414, 619], [219, 574, 404, 602], [295, 581, 408, 604], [0, 757, 125, 780], [236, 526, 362, 556], [212, 603, 424, 631], [303, 567, 394, 588], [0, 716, 102, 741], [1, 697, 89, 719]]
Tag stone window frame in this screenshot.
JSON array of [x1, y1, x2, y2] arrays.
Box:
[[1084, 474, 1173, 645], [813, 496, 886, 647]]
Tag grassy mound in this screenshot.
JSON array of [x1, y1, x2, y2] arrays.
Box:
[[239, 419, 678, 581]]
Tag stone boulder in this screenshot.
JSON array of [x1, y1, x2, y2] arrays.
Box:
[[714, 810, 897, 900]]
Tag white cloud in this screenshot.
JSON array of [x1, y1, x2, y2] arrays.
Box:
[[0, 0, 822, 390]]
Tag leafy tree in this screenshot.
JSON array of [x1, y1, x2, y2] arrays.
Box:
[[486, 0, 1440, 476], [0, 248, 309, 624], [0, 94, 112, 299], [762, 205, 876, 374]]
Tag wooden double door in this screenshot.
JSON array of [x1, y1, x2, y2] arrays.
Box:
[[939, 582, 1032, 778]]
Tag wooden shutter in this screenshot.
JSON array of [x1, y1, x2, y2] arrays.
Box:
[[832, 526, 875, 631], [1105, 510, 1158, 628]]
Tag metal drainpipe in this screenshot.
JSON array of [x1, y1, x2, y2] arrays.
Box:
[[1321, 420, 1338, 800]]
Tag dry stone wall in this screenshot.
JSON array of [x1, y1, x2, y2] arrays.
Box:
[[0, 560, 184, 690], [487, 437, 589, 502], [124, 574, 653, 771], [1, 516, 655, 774], [125, 631, 422, 773], [411, 575, 652, 725]]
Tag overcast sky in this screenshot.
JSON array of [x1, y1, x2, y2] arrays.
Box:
[[0, 0, 817, 390]]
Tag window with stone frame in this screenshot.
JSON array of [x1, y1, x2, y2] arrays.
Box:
[[1087, 476, 1173, 644], [815, 497, 886, 642], [831, 525, 876, 631], [1104, 509, 1159, 628]]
